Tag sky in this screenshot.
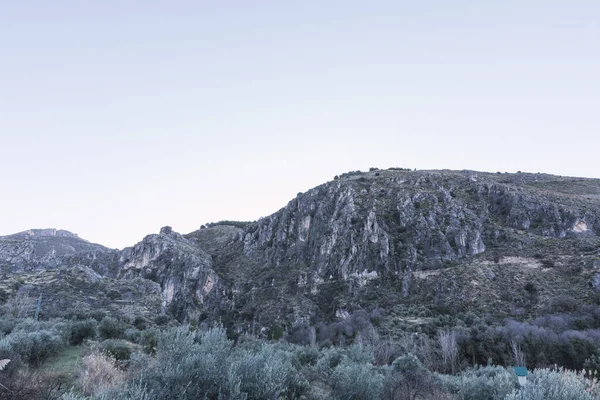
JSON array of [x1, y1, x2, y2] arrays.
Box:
[[1, 1, 598, 249]]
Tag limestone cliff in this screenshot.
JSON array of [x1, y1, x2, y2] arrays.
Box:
[[118, 226, 221, 320]]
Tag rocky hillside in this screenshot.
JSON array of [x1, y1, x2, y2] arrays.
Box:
[[0, 228, 110, 272], [2, 169, 600, 336], [185, 169, 600, 332]]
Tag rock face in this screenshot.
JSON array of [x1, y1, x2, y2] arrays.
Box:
[[118, 226, 221, 320], [235, 170, 600, 293], [0, 228, 109, 271], [3, 169, 600, 330], [180, 169, 600, 331]]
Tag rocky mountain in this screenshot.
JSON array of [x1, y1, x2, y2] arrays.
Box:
[[185, 169, 600, 333], [2, 169, 600, 337], [0, 228, 110, 272], [118, 226, 221, 320]]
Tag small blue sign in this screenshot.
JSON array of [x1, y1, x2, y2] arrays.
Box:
[[514, 366, 528, 377]]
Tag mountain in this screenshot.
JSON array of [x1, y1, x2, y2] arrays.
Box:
[[0, 228, 110, 271], [2, 169, 600, 337], [184, 169, 600, 334]]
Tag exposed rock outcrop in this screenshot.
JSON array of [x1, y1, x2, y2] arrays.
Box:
[[235, 170, 600, 297], [118, 226, 221, 320]]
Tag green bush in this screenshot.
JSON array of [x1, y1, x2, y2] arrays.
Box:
[[71, 319, 97, 345], [97, 326, 309, 400], [124, 328, 142, 343], [133, 316, 148, 330], [0, 318, 17, 335], [139, 328, 159, 354], [98, 317, 126, 340], [232, 343, 309, 399], [0, 318, 71, 366], [504, 368, 600, 400], [331, 360, 383, 400], [13, 318, 72, 341], [107, 289, 122, 300], [315, 347, 347, 377], [383, 353, 435, 400], [99, 339, 133, 361], [154, 314, 169, 326], [296, 346, 320, 366], [0, 329, 65, 365], [440, 365, 517, 400]]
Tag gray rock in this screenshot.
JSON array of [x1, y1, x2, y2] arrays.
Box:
[[592, 274, 600, 291]]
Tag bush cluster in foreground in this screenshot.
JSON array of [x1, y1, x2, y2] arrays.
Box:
[[0, 316, 599, 399]]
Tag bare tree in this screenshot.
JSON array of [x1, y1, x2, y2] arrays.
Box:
[[511, 339, 526, 366], [398, 333, 436, 370], [4, 292, 35, 318], [309, 326, 316, 347], [438, 330, 459, 374]]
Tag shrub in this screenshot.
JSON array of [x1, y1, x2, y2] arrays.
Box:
[[550, 295, 579, 313], [0, 288, 8, 304], [331, 360, 383, 400], [0, 367, 71, 399], [3, 292, 35, 318], [71, 319, 97, 345], [90, 310, 107, 322], [0, 329, 65, 366], [440, 365, 517, 400], [88, 381, 153, 400], [154, 314, 169, 326], [232, 343, 309, 399], [100, 326, 310, 400], [296, 346, 320, 366], [133, 316, 148, 330], [77, 350, 124, 396], [504, 367, 600, 400], [524, 282, 537, 294], [107, 289, 122, 300], [129, 327, 229, 399], [98, 317, 126, 340], [0, 318, 17, 335], [99, 339, 133, 361], [139, 328, 159, 354], [384, 353, 435, 400], [124, 328, 142, 343], [315, 347, 347, 377]]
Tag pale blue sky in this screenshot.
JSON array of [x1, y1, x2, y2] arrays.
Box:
[[1, 1, 598, 248]]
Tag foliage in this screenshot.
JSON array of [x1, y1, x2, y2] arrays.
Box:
[[331, 360, 383, 400], [383, 353, 436, 400], [204, 220, 252, 229], [0, 316, 599, 400], [3, 292, 36, 318], [504, 368, 600, 400], [440, 365, 517, 400], [96, 326, 308, 400], [77, 350, 124, 396], [0, 319, 68, 366], [71, 319, 97, 345], [99, 339, 133, 361], [98, 317, 126, 340]]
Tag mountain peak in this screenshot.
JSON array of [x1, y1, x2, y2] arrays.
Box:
[[8, 228, 81, 240]]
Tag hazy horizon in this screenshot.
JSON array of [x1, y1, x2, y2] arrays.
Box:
[[2, 1, 598, 248]]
